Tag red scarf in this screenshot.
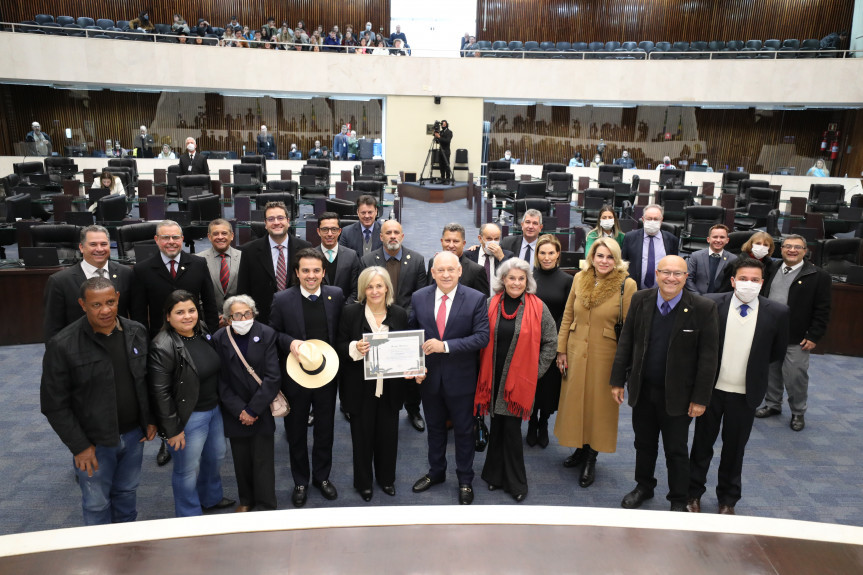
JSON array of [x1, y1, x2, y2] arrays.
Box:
[[474, 292, 543, 420]]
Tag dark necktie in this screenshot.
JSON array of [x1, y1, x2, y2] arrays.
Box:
[[644, 236, 656, 288], [95, 268, 107, 278], [739, 304, 750, 317], [524, 244, 532, 265], [169, 260, 176, 279], [275, 245, 287, 291], [219, 254, 229, 293], [707, 253, 720, 293], [784, 265, 793, 275], [484, 254, 492, 284], [308, 295, 318, 302], [363, 228, 371, 243], [660, 300, 671, 316]]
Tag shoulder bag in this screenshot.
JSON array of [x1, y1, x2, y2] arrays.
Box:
[[226, 329, 290, 417]]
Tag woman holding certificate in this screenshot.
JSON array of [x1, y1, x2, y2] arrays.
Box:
[[336, 267, 409, 502]]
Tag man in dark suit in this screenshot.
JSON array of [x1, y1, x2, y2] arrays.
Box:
[[195, 218, 242, 323], [339, 195, 383, 256], [499, 209, 544, 267], [610, 255, 719, 512], [433, 120, 453, 183], [688, 258, 789, 515], [177, 137, 210, 176], [685, 224, 731, 295], [332, 125, 349, 160], [256, 125, 276, 159], [236, 201, 312, 324], [427, 223, 489, 296], [463, 222, 514, 295], [361, 219, 427, 432], [270, 249, 345, 508], [409, 251, 490, 505], [44, 225, 134, 341], [621, 204, 679, 290], [317, 212, 360, 303], [130, 219, 219, 338]]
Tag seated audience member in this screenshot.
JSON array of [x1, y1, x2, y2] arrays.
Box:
[[288, 144, 302, 159], [321, 146, 331, 159], [390, 24, 408, 48], [323, 30, 341, 52], [391, 38, 408, 56], [251, 30, 264, 47], [242, 26, 253, 41], [590, 155, 604, 168], [311, 29, 323, 47], [463, 36, 479, 57], [311, 43, 321, 53], [614, 150, 636, 169], [90, 170, 125, 213], [657, 156, 674, 170], [129, 11, 155, 32], [222, 27, 235, 45], [159, 144, 176, 159], [172, 14, 190, 34], [569, 152, 584, 167], [177, 31, 189, 44], [25, 121, 51, 155], [309, 141, 324, 158], [195, 19, 212, 37], [700, 158, 714, 172], [263, 17, 277, 39], [806, 159, 829, 177], [233, 29, 248, 48], [257, 125, 276, 158], [225, 16, 240, 31], [372, 39, 389, 56], [461, 32, 471, 56], [356, 37, 369, 54], [361, 22, 375, 39], [343, 31, 358, 53], [686, 224, 732, 295], [500, 150, 518, 165]]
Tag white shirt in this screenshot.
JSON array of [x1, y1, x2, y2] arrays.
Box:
[[783, 260, 804, 274], [477, 250, 497, 284], [80, 259, 109, 280], [434, 285, 457, 353], [300, 286, 322, 299], [321, 243, 339, 261], [519, 238, 537, 266], [268, 235, 289, 275]]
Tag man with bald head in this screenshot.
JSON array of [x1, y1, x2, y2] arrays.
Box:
[[610, 255, 719, 512], [178, 137, 210, 176]]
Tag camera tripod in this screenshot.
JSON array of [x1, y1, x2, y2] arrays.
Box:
[[419, 135, 452, 185]]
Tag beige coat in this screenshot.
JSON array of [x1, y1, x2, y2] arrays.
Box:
[[554, 269, 636, 453]]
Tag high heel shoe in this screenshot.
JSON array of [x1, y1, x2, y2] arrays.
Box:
[[579, 447, 598, 488]]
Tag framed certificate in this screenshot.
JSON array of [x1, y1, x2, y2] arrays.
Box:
[[363, 329, 425, 380]]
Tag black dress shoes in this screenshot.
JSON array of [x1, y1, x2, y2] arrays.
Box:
[[525, 419, 538, 447], [459, 484, 474, 505], [513, 492, 526, 502], [621, 486, 654, 509], [790, 414, 805, 431], [536, 421, 549, 448], [487, 483, 501, 491], [313, 479, 338, 500], [203, 497, 236, 511], [579, 448, 598, 488], [408, 412, 425, 432], [563, 448, 585, 468], [755, 406, 781, 418], [359, 488, 373, 502], [157, 440, 172, 466], [687, 498, 701, 513], [412, 474, 444, 493], [380, 485, 396, 497], [718, 504, 736, 515], [670, 502, 689, 512], [292, 485, 308, 508]]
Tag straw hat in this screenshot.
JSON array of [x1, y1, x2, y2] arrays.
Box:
[[286, 340, 339, 389]]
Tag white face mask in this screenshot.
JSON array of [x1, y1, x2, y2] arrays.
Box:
[[643, 221, 661, 236], [599, 219, 615, 230], [231, 319, 254, 335], [751, 244, 770, 259], [483, 240, 499, 255], [734, 280, 761, 303], [187, 143, 196, 152], [504, 153, 511, 160]]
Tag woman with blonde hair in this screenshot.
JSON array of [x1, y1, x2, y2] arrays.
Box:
[[716, 231, 776, 293]]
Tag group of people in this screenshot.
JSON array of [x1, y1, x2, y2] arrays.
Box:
[[40, 194, 830, 527]]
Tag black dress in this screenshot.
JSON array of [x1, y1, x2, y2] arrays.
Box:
[[532, 266, 574, 414]]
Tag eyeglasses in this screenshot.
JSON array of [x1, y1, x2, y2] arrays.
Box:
[[656, 270, 686, 278], [230, 310, 255, 321], [158, 235, 182, 241], [782, 245, 806, 251], [265, 215, 287, 223], [318, 227, 340, 234]]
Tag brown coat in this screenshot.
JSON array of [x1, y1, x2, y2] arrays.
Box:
[[553, 269, 636, 453]]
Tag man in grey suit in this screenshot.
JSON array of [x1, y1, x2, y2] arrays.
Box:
[[195, 219, 242, 326], [339, 195, 383, 256], [317, 212, 360, 304], [44, 225, 134, 341], [685, 224, 732, 295], [621, 204, 680, 290], [499, 209, 544, 267]]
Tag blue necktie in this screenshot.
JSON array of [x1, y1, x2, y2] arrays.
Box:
[[707, 253, 720, 293], [363, 229, 371, 243], [739, 304, 749, 317], [308, 295, 318, 302], [660, 301, 671, 316], [644, 236, 656, 288]]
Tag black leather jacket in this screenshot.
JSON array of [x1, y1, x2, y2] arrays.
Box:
[[147, 325, 213, 439]]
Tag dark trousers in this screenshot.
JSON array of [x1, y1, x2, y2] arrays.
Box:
[[421, 388, 475, 485], [689, 389, 756, 507], [229, 433, 276, 510], [285, 381, 337, 486], [632, 391, 692, 504], [481, 414, 527, 496], [438, 148, 451, 181], [404, 380, 422, 417], [349, 394, 400, 491]]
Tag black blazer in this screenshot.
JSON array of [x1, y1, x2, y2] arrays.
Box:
[[339, 220, 383, 255], [704, 293, 789, 408], [336, 303, 408, 414], [360, 247, 426, 315], [43, 261, 134, 341], [500, 234, 526, 256], [762, 260, 832, 344], [464, 246, 515, 296], [427, 253, 489, 297], [319, 244, 360, 304], [131, 252, 219, 338], [177, 152, 210, 176], [212, 322, 281, 437], [609, 288, 719, 416], [621, 229, 680, 289], [236, 234, 312, 324]]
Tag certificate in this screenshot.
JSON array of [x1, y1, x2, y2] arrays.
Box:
[[363, 329, 425, 379]]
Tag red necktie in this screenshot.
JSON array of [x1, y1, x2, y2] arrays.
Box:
[[219, 254, 229, 293], [275, 245, 287, 291], [436, 294, 449, 339], [169, 260, 177, 279]]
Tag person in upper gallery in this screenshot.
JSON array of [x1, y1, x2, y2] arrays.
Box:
[[372, 39, 390, 56], [499, 150, 519, 165], [288, 143, 302, 159], [25, 121, 51, 156], [148, 290, 234, 517], [614, 150, 636, 169], [133, 126, 155, 158], [309, 140, 324, 158], [585, 205, 625, 256], [323, 29, 341, 52], [463, 222, 515, 296], [316, 211, 360, 304], [336, 267, 412, 502], [129, 10, 155, 32], [256, 125, 276, 159], [464, 36, 481, 57], [611, 255, 719, 512], [715, 231, 776, 293], [178, 137, 210, 176], [195, 219, 242, 325], [657, 156, 674, 170], [497, 209, 545, 267], [409, 251, 490, 505], [620, 204, 679, 290], [569, 151, 584, 168], [687, 258, 789, 516], [460, 32, 471, 56], [806, 159, 830, 177], [158, 143, 176, 159], [44, 225, 135, 341], [235, 201, 312, 325], [212, 295, 281, 513], [427, 223, 489, 297], [389, 24, 408, 49], [756, 235, 831, 432], [269, 248, 345, 508], [685, 224, 732, 295], [556, 238, 637, 488], [527, 234, 574, 448], [590, 154, 604, 168], [475, 258, 557, 502], [339, 195, 383, 256], [171, 14, 190, 34], [41, 277, 157, 526], [342, 30, 358, 54]]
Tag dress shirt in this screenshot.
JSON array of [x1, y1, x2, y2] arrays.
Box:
[[478, 250, 497, 283], [642, 232, 667, 286], [383, 248, 403, 262], [783, 260, 804, 275], [268, 235, 290, 275], [519, 238, 538, 266], [348, 305, 390, 397], [322, 243, 339, 262], [715, 293, 759, 395], [80, 259, 110, 280], [300, 286, 322, 300], [656, 290, 683, 313], [434, 285, 458, 353], [160, 252, 181, 274]]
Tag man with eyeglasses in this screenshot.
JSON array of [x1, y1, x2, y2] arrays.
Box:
[[316, 212, 360, 304], [236, 201, 311, 325], [196, 219, 242, 325], [755, 235, 831, 432], [610, 255, 718, 512], [621, 204, 680, 290]]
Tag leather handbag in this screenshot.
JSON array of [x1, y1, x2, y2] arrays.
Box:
[[226, 328, 290, 417], [614, 280, 626, 341], [474, 414, 489, 452]]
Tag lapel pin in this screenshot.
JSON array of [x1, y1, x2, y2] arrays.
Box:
[[133, 347, 139, 355], [180, 267, 185, 271], [112, 274, 117, 278], [327, 296, 332, 300], [206, 334, 211, 340], [684, 308, 689, 312], [407, 254, 411, 259], [798, 280, 802, 284], [253, 336, 260, 342]]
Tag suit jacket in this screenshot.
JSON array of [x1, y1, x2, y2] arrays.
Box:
[[360, 247, 426, 315], [256, 134, 276, 156], [130, 251, 219, 337], [427, 253, 490, 297], [269, 285, 344, 398], [463, 247, 514, 295], [685, 249, 732, 295], [336, 303, 408, 414], [196, 246, 242, 314], [609, 288, 719, 416], [236, 235, 312, 325], [177, 152, 210, 177], [408, 284, 490, 398], [44, 260, 135, 341], [762, 259, 832, 343], [621, 229, 680, 289], [500, 234, 527, 256], [704, 293, 789, 408], [339, 220, 383, 255], [319, 244, 360, 303], [333, 133, 349, 159]]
